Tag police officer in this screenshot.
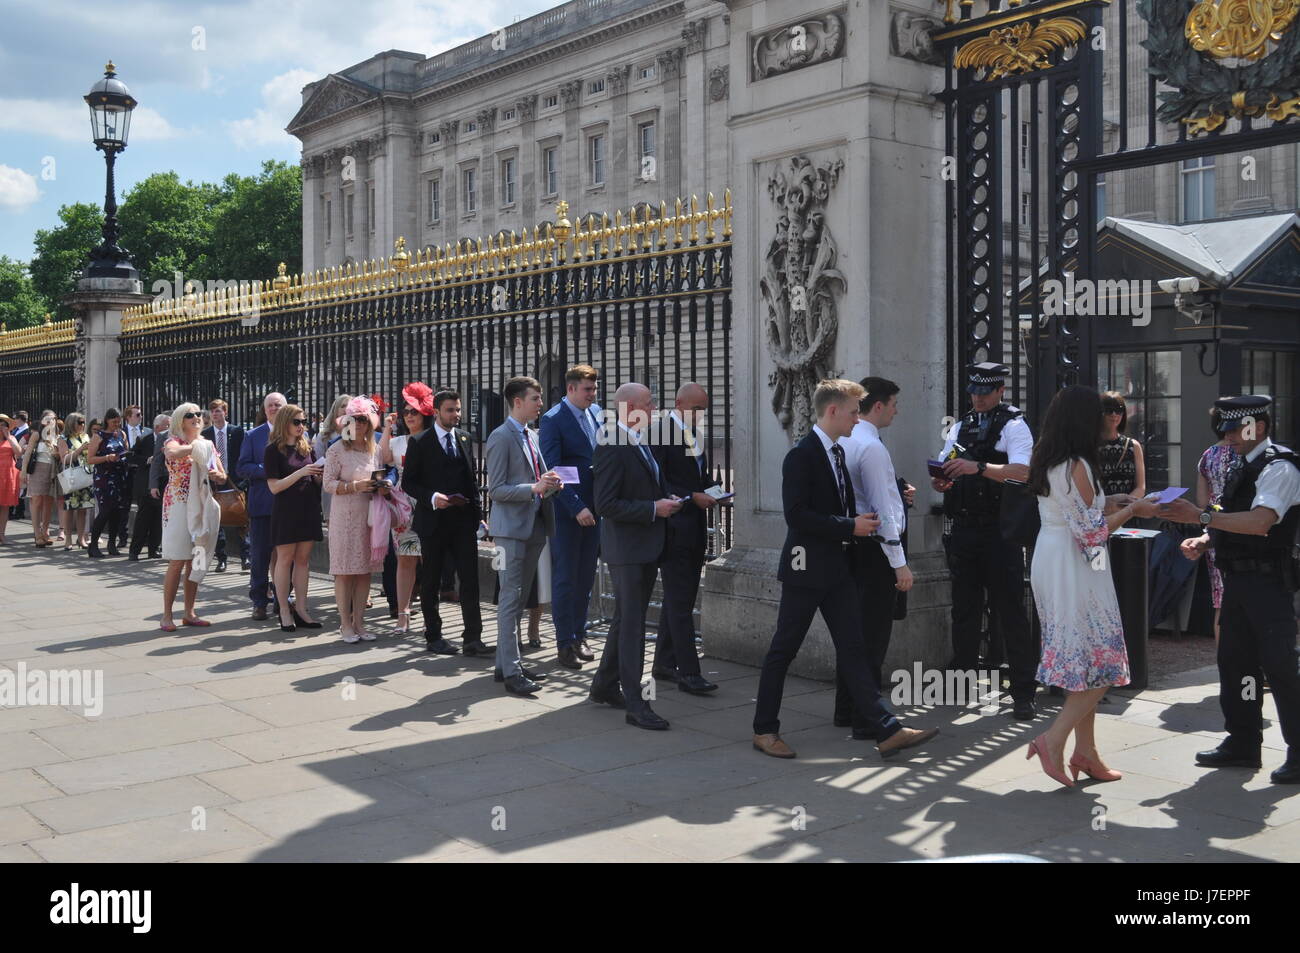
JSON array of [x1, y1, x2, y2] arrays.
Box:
[[1162, 395, 1300, 784], [933, 363, 1038, 719]]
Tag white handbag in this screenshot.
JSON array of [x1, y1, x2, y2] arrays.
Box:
[[58, 465, 93, 495]]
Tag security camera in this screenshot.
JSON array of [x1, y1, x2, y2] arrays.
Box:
[[1157, 276, 1200, 294]]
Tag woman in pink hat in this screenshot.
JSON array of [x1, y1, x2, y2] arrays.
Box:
[[323, 396, 387, 642]]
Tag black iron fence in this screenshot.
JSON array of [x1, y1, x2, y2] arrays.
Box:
[[118, 195, 735, 553], [0, 320, 77, 420]]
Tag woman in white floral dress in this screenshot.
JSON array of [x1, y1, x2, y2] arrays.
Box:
[[1028, 386, 1158, 788]]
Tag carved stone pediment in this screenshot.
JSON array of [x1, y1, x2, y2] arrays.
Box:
[[751, 10, 846, 81], [709, 65, 729, 102], [286, 75, 378, 133]]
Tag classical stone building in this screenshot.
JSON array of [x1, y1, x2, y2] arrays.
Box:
[[287, 0, 731, 274]]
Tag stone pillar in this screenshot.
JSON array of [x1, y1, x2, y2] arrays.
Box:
[[517, 95, 539, 217], [608, 65, 631, 191], [656, 48, 685, 198], [561, 79, 583, 200], [64, 276, 152, 416], [681, 15, 709, 201], [302, 155, 322, 275], [478, 107, 498, 234], [703, 0, 950, 679]]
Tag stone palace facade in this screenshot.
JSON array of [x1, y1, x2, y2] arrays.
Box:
[[288, 0, 732, 274]]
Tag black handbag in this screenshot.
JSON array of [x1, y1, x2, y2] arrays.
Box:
[[1000, 478, 1041, 547]]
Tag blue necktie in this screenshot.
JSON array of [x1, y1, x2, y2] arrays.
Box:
[[445, 432, 455, 457], [579, 409, 596, 447]]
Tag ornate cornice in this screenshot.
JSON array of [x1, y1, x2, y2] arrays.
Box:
[[286, 75, 380, 137], [682, 17, 708, 54], [656, 46, 684, 80]]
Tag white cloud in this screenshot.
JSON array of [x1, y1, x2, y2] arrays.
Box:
[[223, 68, 319, 150], [0, 165, 42, 211], [0, 99, 182, 143]]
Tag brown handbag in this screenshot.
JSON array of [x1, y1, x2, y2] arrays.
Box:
[[214, 487, 248, 527]]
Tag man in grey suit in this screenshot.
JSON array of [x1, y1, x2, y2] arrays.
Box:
[[487, 376, 562, 696], [589, 382, 683, 730]]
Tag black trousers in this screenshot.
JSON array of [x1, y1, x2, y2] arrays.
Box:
[[753, 573, 901, 741], [417, 523, 481, 643], [1218, 570, 1300, 754], [215, 526, 249, 563], [592, 561, 659, 716], [834, 542, 896, 733], [653, 541, 705, 677], [128, 494, 162, 556], [90, 494, 131, 550], [949, 523, 1037, 701]]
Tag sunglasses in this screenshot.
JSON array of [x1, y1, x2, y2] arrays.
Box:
[[291, 419, 307, 426], [183, 412, 201, 420], [402, 408, 422, 416]]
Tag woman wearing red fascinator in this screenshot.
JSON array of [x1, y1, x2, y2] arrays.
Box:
[[380, 381, 435, 633]]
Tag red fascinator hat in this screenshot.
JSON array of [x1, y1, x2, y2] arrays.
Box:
[[402, 381, 435, 417]]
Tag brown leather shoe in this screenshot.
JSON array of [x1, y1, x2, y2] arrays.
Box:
[[877, 726, 938, 759], [752, 733, 796, 759], [251, 606, 269, 621]]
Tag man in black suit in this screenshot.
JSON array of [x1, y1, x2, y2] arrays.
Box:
[[202, 398, 247, 572], [650, 382, 721, 695], [589, 382, 683, 730], [127, 414, 169, 560], [401, 389, 493, 658], [752, 379, 937, 760], [117, 404, 145, 549]]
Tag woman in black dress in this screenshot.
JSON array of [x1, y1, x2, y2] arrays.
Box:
[[1097, 391, 1146, 498], [85, 407, 132, 557], [265, 404, 324, 632]]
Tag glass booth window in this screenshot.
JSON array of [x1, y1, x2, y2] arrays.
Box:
[[1098, 349, 1182, 489], [1242, 349, 1295, 447]]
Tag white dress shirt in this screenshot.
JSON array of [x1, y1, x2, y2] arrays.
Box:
[[936, 405, 1033, 466], [842, 419, 907, 569], [1246, 438, 1300, 524], [433, 422, 459, 457]]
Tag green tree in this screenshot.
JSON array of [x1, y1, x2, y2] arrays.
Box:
[[0, 257, 48, 330], [28, 203, 102, 320], [208, 160, 302, 284], [118, 171, 223, 294]]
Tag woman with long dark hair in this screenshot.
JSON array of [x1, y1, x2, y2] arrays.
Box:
[[1026, 385, 1158, 787], [380, 383, 432, 634], [85, 407, 132, 557]]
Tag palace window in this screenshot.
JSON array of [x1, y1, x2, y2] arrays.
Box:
[[501, 157, 516, 206], [428, 131, 440, 144], [1180, 156, 1216, 222], [543, 146, 559, 195], [465, 120, 477, 133], [503, 108, 516, 121], [589, 134, 605, 186], [345, 193, 354, 237], [428, 179, 440, 223], [589, 78, 605, 94], [1242, 349, 1296, 447], [463, 168, 477, 214], [639, 64, 655, 81], [543, 93, 558, 109]]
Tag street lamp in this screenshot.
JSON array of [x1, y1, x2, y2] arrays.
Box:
[[83, 61, 138, 279]]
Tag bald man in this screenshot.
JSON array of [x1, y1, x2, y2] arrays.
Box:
[[650, 383, 721, 694], [589, 383, 683, 730]]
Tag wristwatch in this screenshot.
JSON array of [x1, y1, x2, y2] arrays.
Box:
[[1199, 508, 1213, 527], [977, 461, 987, 476]]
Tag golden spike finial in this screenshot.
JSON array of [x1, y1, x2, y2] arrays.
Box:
[[672, 197, 684, 246], [658, 201, 669, 248], [272, 262, 289, 291], [613, 208, 624, 253], [705, 192, 717, 241], [43, 312, 52, 327], [689, 194, 701, 243], [723, 188, 733, 238], [392, 236, 409, 271]]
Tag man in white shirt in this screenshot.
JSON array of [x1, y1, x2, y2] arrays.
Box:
[[202, 398, 247, 572], [837, 377, 912, 739], [1162, 395, 1300, 784]]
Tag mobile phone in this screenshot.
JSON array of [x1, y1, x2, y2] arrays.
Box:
[[370, 469, 388, 484]]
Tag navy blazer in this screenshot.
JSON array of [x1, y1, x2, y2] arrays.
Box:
[[777, 432, 858, 589], [540, 400, 602, 520], [236, 422, 274, 518]]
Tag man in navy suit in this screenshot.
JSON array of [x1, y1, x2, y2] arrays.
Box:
[[751, 379, 937, 761], [203, 398, 248, 573], [540, 364, 603, 671], [237, 391, 285, 621]]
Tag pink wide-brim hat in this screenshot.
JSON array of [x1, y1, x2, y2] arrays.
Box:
[[337, 396, 379, 432]]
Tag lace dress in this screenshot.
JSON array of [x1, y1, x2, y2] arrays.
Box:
[[1030, 459, 1130, 691]]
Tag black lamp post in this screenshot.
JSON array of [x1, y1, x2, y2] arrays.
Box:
[[83, 61, 138, 279]]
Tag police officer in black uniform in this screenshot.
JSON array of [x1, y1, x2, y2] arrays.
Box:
[[933, 363, 1039, 720], [1162, 395, 1300, 784]]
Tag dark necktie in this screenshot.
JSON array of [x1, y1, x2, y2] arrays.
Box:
[[444, 432, 456, 458], [579, 409, 596, 447], [640, 443, 659, 484], [831, 444, 853, 517], [217, 428, 227, 463]]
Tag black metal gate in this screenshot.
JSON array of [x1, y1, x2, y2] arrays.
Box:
[[934, 0, 1300, 425]]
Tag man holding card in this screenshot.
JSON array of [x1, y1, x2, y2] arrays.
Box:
[[650, 382, 722, 695], [1161, 395, 1300, 784], [401, 389, 493, 658], [486, 376, 561, 696]]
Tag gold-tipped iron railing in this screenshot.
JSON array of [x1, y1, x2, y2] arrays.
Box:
[[0, 316, 76, 354], [121, 192, 733, 334]]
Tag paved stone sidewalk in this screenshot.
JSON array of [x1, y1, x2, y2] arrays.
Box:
[[0, 521, 1296, 863]]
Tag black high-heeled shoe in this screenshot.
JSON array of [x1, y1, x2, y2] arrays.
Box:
[[278, 611, 297, 633], [291, 607, 322, 629], [87, 543, 106, 559]]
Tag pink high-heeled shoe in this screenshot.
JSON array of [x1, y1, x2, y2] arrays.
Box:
[[1069, 753, 1122, 783], [1026, 734, 1074, 788]]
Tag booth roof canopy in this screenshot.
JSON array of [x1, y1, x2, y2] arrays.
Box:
[[1098, 213, 1299, 285]]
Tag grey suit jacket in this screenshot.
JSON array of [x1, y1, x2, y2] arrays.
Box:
[[593, 440, 666, 566], [486, 420, 556, 540]]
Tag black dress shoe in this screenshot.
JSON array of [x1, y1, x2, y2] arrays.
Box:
[[1271, 759, 1300, 784], [626, 708, 670, 730], [1196, 745, 1262, 769], [215, 559, 227, 573], [251, 605, 268, 621], [127, 553, 140, 562], [557, 644, 583, 670], [495, 666, 548, 683], [106, 545, 121, 557], [149, 550, 162, 559], [588, 686, 626, 709], [87, 546, 106, 558], [576, 640, 596, 662], [678, 674, 718, 695], [240, 557, 250, 571], [652, 666, 680, 683], [527, 637, 542, 649], [426, 637, 459, 656], [1012, 698, 1037, 720], [503, 674, 540, 696], [462, 639, 495, 657]]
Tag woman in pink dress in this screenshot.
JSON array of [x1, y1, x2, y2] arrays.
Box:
[[1028, 386, 1158, 788], [323, 396, 389, 643]]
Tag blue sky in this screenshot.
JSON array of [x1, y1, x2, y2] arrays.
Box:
[[0, 0, 557, 263]]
